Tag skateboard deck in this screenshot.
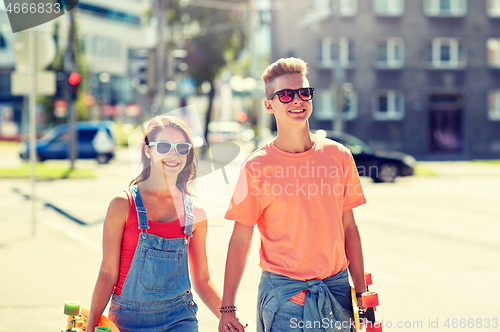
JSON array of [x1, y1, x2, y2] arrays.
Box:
[[351, 272, 383, 331], [62, 301, 120, 332]]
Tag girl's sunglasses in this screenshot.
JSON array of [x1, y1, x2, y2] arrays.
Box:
[[267, 87, 314, 103], [148, 141, 192, 156]]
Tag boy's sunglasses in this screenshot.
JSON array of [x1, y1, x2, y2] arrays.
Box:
[[267, 87, 314, 103], [148, 141, 192, 156]]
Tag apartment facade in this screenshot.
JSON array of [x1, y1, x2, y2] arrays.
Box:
[[270, 0, 500, 159], [0, 0, 152, 133]]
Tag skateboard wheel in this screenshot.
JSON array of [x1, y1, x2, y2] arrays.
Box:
[[361, 292, 379, 308], [64, 301, 81, 316], [365, 272, 373, 286], [95, 327, 111, 332], [366, 321, 383, 332]]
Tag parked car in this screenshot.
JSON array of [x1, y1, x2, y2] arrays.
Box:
[[20, 121, 116, 164], [324, 131, 416, 183]]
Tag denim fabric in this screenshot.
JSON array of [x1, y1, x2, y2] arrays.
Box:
[[109, 185, 198, 332], [257, 269, 355, 332], [269, 300, 304, 332]]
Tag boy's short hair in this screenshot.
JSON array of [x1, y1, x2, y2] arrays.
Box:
[[261, 57, 308, 98]]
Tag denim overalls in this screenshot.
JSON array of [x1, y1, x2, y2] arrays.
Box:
[[109, 185, 198, 332]]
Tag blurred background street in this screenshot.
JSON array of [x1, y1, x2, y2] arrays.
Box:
[[1, 0, 500, 331], [1, 144, 500, 331]]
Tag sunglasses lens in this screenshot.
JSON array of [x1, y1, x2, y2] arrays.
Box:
[[278, 90, 294, 103], [298, 88, 313, 100], [156, 142, 172, 154], [176, 143, 191, 156]]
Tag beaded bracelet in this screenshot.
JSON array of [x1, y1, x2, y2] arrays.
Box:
[[220, 305, 237, 313]]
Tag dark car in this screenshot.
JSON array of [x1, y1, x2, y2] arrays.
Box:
[[20, 121, 116, 164], [324, 131, 416, 183]]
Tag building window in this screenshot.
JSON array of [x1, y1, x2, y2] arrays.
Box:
[[372, 90, 405, 120], [487, 38, 500, 67], [315, 88, 357, 121], [428, 38, 466, 69], [373, 0, 404, 16], [0, 33, 7, 49], [375, 38, 404, 68], [424, 0, 467, 17], [314, 0, 332, 11], [488, 90, 500, 120], [339, 0, 357, 16], [487, 0, 500, 17], [319, 38, 355, 67]]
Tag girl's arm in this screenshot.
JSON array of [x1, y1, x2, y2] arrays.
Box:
[[188, 201, 222, 319], [87, 193, 128, 331]]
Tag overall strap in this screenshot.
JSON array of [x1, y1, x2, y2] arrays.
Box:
[[130, 185, 149, 231], [182, 193, 194, 237]]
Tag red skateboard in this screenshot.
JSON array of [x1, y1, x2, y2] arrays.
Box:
[[351, 272, 383, 331]]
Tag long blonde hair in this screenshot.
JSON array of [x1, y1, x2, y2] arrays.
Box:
[[129, 116, 197, 194]]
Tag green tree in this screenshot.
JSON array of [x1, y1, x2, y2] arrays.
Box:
[[162, 0, 247, 149]]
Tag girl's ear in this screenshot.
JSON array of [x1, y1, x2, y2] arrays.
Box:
[[145, 144, 151, 159]]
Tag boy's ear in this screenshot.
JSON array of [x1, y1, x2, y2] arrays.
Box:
[[264, 99, 274, 114]]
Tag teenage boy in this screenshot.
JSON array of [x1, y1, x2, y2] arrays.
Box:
[[218, 57, 367, 332]]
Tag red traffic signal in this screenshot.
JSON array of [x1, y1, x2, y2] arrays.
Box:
[[68, 72, 81, 86], [237, 112, 248, 123]]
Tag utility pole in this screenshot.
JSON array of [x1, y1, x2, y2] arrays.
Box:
[[249, 0, 260, 136], [28, 29, 37, 237], [156, 0, 167, 115], [332, 0, 344, 133], [64, 9, 77, 169]]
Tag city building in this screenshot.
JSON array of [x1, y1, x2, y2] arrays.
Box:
[[0, 0, 152, 134], [270, 0, 500, 159]]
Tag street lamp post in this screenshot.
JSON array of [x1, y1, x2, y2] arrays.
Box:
[[332, 0, 344, 133], [156, 0, 167, 115]]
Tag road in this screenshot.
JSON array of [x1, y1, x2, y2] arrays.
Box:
[[1, 144, 500, 331]]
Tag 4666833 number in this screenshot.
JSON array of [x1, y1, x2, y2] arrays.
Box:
[[5, 2, 62, 14], [444, 318, 499, 329]]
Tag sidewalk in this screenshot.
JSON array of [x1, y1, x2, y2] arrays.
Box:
[[0, 178, 103, 332]]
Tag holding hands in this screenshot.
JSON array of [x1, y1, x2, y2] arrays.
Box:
[[218, 309, 248, 332]]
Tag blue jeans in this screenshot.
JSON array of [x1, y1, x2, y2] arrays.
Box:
[[271, 300, 304, 332], [258, 269, 355, 332]]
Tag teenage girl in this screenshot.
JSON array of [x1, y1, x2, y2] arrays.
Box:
[[87, 116, 222, 331]]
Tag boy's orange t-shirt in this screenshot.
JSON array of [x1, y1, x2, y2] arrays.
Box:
[[225, 137, 366, 305]]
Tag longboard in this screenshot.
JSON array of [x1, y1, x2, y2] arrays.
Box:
[[62, 301, 120, 332], [351, 272, 383, 332]]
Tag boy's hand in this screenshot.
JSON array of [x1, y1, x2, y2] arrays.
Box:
[[356, 293, 366, 310]]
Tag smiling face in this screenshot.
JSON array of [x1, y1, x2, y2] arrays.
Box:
[[264, 73, 313, 130], [145, 128, 188, 177]]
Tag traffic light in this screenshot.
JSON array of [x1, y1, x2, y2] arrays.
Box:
[[68, 72, 80, 100]]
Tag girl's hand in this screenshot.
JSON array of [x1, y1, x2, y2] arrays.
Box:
[[218, 312, 247, 332], [225, 321, 249, 331]]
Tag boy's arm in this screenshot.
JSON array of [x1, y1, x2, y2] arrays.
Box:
[[218, 221, 253, 332], [343, 209, 367, 298]]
